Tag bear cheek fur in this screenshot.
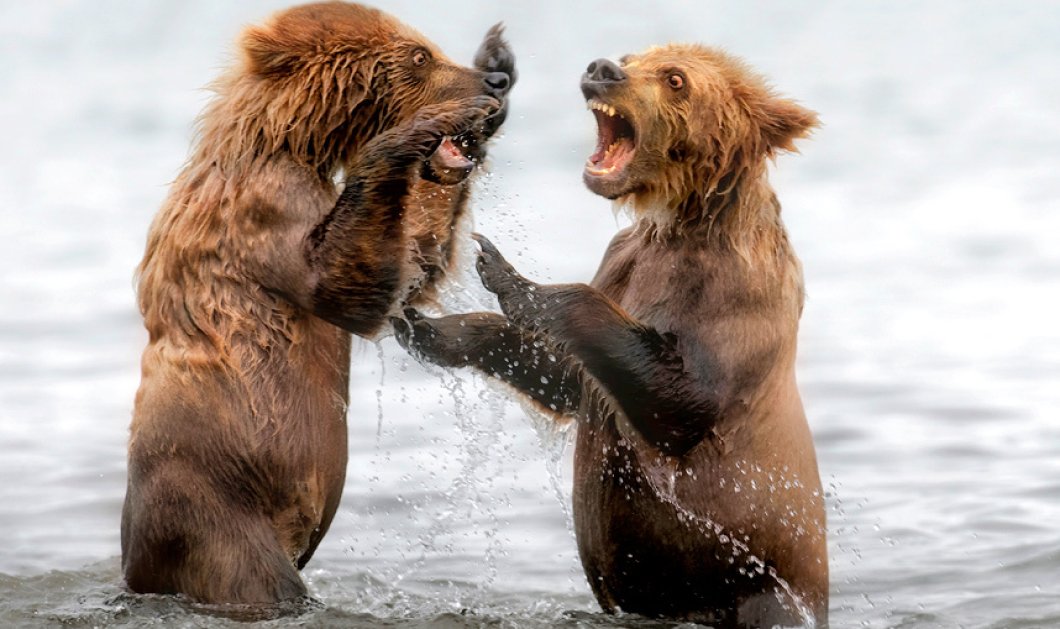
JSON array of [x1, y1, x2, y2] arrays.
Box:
[[630, 59, 817, 222], [367, 46, 492, 138]]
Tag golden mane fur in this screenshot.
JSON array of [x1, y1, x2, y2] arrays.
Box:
[[136, 3, 449, 371], [614, 45, 818, 266]]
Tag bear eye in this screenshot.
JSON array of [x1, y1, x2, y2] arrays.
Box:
[[667, 73, 685, 90], [411, 49, 430, 67]]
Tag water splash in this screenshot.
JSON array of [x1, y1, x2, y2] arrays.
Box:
[[475, 380, 510, 590], [374, 340, 386, 439], [824, 474, 875, 622], [372, 363, 513, 613], [639, 455, 817, 629], [512, 390, 576, 527]]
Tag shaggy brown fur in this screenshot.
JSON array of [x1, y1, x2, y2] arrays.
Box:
[[122, 1, 514, 605], [396, 44, 826, 627]]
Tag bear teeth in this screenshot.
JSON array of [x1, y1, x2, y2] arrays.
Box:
[[588, 99, 618, 118]]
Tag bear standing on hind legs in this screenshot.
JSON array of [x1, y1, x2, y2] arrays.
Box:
[[396, 45, 827, 627], [121, 2, 515, 605]]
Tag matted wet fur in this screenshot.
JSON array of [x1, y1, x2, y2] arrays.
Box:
[[122, 1, 515, 605], [396, 44, 826, 627]]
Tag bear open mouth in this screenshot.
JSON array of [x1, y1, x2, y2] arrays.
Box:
[[434, 136, 475, 171], [424, 135, 478, 185], [586, 99, 635, 179]]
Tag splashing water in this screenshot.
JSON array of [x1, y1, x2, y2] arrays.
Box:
[[370, 361, 515, 611], [639, 455, 818, 628], [374, 340, 386, 439], [393, 369, 475, 591], [508, 387, 576, 528], [474, 380, 511, 590], [824, 474, 870, 622], [432, 198, 500, 315]]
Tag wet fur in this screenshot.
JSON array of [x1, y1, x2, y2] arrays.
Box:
[[123, 2, 514, 604], [396, 44, 826, 627]]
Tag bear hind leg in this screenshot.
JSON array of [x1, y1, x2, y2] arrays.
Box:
[[184, 514, 307, 605], [123, 487, 306, 605]]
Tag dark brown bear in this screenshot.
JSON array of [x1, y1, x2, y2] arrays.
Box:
[[122, 2, 515, 605], [396, 44, 826, 628]]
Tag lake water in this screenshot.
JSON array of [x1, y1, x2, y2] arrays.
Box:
[[2, 1, 1059, 627]]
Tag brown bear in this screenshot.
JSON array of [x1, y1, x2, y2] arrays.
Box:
[[121, 2, 515, 605], [395, 44, 826, 627]]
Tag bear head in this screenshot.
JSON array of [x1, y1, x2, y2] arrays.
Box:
[[209, 2, 511, 179], [580, 44, 817, 226]]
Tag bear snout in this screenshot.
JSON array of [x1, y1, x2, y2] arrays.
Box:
[[482, 71, 511, 97], [581, 58, 627, 100]]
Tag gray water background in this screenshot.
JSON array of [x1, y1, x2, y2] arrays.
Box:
[[1, 1, 1059, 627]]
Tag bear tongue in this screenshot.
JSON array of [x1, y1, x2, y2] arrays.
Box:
[[431, 136, 474, 171], [587, 137, 634, 175], [602, 138, 633, 170]]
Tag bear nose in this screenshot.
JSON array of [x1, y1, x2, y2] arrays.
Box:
[[482, 71, 511, 96], [585, 58, 626, 83]]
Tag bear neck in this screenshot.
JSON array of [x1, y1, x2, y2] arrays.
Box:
[[641, 160, 786, 260]]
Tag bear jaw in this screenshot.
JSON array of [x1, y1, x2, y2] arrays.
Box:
[[584, 98, 637, 198]]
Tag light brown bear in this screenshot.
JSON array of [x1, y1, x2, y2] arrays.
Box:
[[122, 2, 515, 605], [396, 45, 826, 627]]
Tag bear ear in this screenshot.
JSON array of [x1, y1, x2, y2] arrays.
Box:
[[240, 25, 302, 76], [755, 96, 819, 154]]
